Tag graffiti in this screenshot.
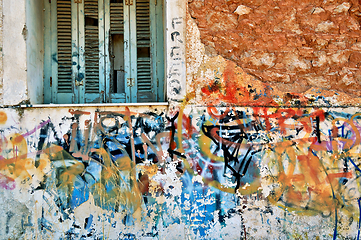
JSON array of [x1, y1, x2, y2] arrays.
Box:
[[0, 111, 7, 125], [168, 16, 185, 99], [0, 105, 361, 239]]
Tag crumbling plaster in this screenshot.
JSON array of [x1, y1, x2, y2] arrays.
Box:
[[187, 0, 361, 106]]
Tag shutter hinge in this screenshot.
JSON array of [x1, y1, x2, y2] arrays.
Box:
[[74, 0, 82, 3], [125, 0, 133, 5], [75, 81, 84, 86], [50, 77, 52, 87], [127, 78, 135, 87]]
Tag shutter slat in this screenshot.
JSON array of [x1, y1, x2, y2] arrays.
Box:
[[57, 0, 72, 93], [137, 56, 151, 92], [136, 0, 152, 95], [84, 0, 100, 94], [136, 0, 150, 48], [110, 2, 124, 34]]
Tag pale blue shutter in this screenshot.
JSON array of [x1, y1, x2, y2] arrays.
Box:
[[56, 0, 74, 103], [136, 0, 164, 102], [57, 0, 72, 93], [84, 0, 102, 102], [136, 0, 152, 102], [44, 0, 164, 104]]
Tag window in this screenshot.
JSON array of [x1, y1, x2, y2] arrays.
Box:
[[44, 0, 165, 104]]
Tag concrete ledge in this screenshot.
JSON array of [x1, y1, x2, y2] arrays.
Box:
[[19, 102, 169, 108]]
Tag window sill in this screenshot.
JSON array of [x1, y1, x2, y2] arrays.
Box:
[[20, 102, 169, 108]]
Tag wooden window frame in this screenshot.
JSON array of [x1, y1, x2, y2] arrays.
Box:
[[43, 0, 166, 104]]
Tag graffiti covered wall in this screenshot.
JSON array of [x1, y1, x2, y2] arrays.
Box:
[[1, 0, 361, 239], [0, 102, 360, 239]]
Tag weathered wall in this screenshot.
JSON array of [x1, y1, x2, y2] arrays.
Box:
[[2, 0, 28, 105], [0, 105, 360, 239], [166, 0, 187, 101], [188, 0, 361, 100], [1, 0, 361, 239]]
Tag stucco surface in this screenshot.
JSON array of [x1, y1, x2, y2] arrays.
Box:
[[0, 104, 360, 239], [2, 0, 28, 105]]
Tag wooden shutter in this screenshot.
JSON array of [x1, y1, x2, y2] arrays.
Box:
[[84, 0, 100, 95], [136, 0, 154, 102], [45, 0, 164, 104], [57, 0, 72, 93], [109, 0, 126, 101], [110, 1, 124, 34]]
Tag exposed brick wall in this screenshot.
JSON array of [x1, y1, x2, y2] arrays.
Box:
[[188, 0, 361, 97]]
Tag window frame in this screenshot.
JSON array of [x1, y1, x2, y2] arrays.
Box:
[[43, 0, 167, 104], [1, 0, 187, 106]]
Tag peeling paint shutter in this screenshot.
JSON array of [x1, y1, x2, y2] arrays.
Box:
[[45, 0, 164, 104], [136, 0, 150, 48], [84, 0, 100, 94], [136, 0, 154, 102], [57, 0, 72, 93], [110, 1, 124, 34]]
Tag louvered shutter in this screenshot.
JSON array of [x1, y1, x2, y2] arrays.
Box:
[[110, 1, 124, 34], [84, 0, 101, 102], [136, 0, 154, 102], [44, 0, 164, 104], [44, 0, 73, 103], [57, 0, 73, 96]]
